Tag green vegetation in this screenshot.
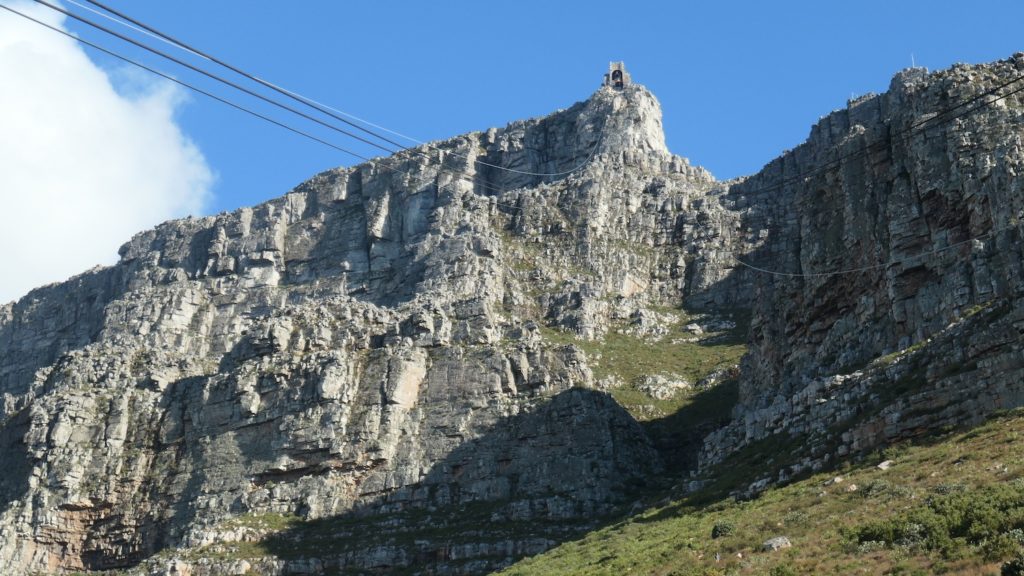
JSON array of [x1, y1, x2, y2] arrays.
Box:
[[1004, 554, 1024, 576], [692, 430, 812, 504], [538, 310, 747, 421], [536, 307, 748, 475], [591, 329, 743, 389], [538, 314, 746, 477], [222, 511, 301, 531], [876, 339, 930, 367], [850, 480, 1024, 560], [499, 409, 1024, 575], [712, 521, 736, 539]]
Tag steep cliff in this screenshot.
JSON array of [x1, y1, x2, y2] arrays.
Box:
[[2, 54, 1024, 576], [700, 54, 1024, 482], [0, 83, 750, 574]]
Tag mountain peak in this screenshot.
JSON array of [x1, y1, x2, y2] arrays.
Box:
[[589, 82, 669, 158]]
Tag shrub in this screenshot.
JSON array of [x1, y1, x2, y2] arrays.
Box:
[[769, 565, 798, 576], [982, 532, 1022, 562], [783, 510, 807, 525], [851, 481, 1024, 557], [1003, 554, 1024, 576], [857, 540, 887, 553], [933, 483, 967, 495], [710, 521, 735, 539], [862, 480, 894, 498]]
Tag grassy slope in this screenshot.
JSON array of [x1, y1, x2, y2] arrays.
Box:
[[540, 311, 747, 475], [539, 309, 747, 421], [499, 409, 1024, 576]]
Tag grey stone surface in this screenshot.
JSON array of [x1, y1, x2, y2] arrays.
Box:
[[700, 53, 1024, 487], [0, 83, 736, 574], [3, 53, 1024, 574], [637, 374, 691, 400], [762, 536, 792, 552]]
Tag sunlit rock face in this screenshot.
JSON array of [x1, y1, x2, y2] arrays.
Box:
[[0, 81, 738, 574], [3, 53, 1024, 574]]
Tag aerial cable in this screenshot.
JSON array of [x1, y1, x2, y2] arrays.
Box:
[[2, 2, 543, 208], [903, 70, 1024, 133], [725, 74, 1024, 278], [78, 0, 611, 179], [13, 2, 1022, 269], [78, 0, 413, 153], [20, 0, 1024, 213], [730, 223, 1016, 279], [71, 0, 575, 186], [33, 0, 610, 196], [27, 0, 1024, 230], [737, 71, 1024, 200], [30, 0, 401, 157], [63, 0, 198, 57], [0, 3, 370, 164]]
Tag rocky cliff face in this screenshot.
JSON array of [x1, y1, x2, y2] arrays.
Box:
[[2, 55, 1024, 575], [701, 55, 1024, 481], [0, 84, 752, 574]]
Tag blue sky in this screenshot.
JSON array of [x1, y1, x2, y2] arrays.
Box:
[[60, 0, 1024, 214]]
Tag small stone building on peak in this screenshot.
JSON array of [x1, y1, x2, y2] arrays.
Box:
[[604, 62, 631, 89]]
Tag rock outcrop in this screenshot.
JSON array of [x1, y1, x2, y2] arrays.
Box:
[[701, 55, 1024, 481], [0, 83, 748, 574], [2, 54, 1024, 575]]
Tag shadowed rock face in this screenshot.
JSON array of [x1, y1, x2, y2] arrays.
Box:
[[701, 55, 1024, 477], [3, 54, 1024, 574]]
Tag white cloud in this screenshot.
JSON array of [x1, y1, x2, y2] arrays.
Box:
[[0, 1, 212, 304]]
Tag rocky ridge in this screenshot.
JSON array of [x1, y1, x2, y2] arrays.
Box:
[[0, 83, 750, 574], [1, 55, 1024, 575], [700, 55, 1024, 482]]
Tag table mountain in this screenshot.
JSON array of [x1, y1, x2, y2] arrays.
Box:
[[2, 54, 1024, 574]]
